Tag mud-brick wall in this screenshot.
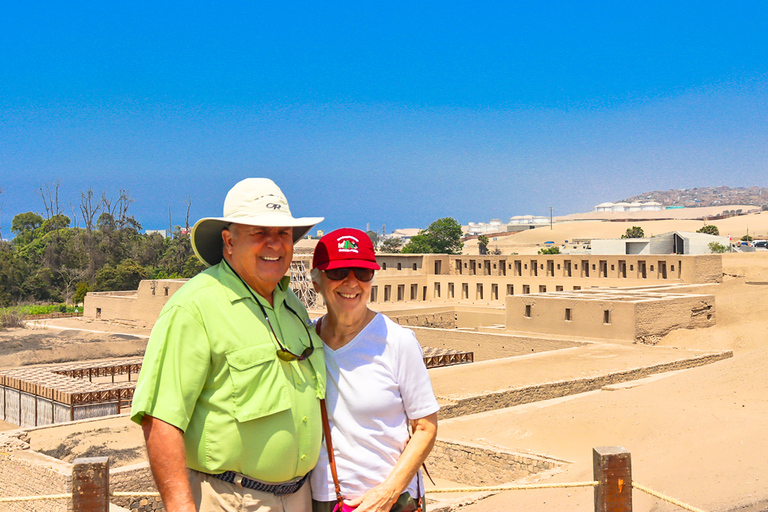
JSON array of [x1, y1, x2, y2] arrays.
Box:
[[427, 439, 563, 486], [0, 453, 70, 512], [634, 295, 715, 343], [111, 462, 163, 512], [688, 254, 723, 284], [388, 311, 456, 329]]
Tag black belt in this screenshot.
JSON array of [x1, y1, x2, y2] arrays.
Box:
[[210, 470, 309, 495]]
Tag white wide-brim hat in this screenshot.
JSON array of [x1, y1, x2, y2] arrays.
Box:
[[192, 178, 324, 267]]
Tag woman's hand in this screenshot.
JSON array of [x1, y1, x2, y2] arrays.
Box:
[[346, 413, 438, 512], [344, 481, 400, 512]]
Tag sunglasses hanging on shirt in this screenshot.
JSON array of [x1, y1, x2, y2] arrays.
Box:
[[222, 259, 314, 362]]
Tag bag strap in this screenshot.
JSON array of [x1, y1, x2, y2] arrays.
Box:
[[317, 317, 344, 507], [320, 398, 345, 506]]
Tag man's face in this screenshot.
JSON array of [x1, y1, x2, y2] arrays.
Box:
[[222, 224, 294, 299]]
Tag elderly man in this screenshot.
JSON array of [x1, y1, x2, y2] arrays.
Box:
[[131, 178, 325, 512]]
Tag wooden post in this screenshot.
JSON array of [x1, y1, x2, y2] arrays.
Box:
[[72, 456, 110, 512], [593, 446, 632, 512]]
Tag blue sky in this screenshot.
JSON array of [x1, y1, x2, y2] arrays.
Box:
[[2, 1, 768, 236]]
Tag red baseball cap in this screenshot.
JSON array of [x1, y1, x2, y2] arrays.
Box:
[[312, 228, 381, 271]]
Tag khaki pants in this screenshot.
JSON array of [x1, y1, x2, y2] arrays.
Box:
[[188, 469, 312, 512]]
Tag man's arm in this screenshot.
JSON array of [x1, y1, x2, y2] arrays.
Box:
[[142, 415, 197, 512]]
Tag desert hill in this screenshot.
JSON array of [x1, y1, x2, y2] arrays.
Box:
[[619, 185, 768, 208], [469, 207, 768, 255]]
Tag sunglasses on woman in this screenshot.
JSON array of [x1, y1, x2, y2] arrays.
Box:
[[324, 268, 375, 282]]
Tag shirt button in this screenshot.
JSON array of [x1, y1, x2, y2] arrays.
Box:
[[301, 455, 307, 460], [302, 416, 308, 423]]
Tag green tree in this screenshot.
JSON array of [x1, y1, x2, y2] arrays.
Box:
[[73, 281, 90, 305], [697, 225, 720, 236], [182, 255, 207, 278], [402, 217, 464, 254], [477, 235, 489, 255], [95, 258, 147, 291], [538, 246, 560, 254], [741, 234, 753, 241], [366, 230, 379, 249], [708, 242, 729, 253], [0, 244, 25, 306], [41, 214, 71, 233], [159, 232, 196, 276], [10, 212, 44, 246], [621, 226, 645, 239], [379, 237, 403, 253], [134, 232, 166, 267]]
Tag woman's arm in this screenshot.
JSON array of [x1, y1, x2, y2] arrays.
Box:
[[346, 412, 438, 512]]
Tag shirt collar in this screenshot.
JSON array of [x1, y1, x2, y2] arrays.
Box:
[[216, 260, 290, 309]]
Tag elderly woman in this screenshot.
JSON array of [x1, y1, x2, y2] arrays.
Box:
[[309, 228, 439, 512]]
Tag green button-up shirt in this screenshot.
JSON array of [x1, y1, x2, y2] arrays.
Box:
[[131, 261, 325, 482]]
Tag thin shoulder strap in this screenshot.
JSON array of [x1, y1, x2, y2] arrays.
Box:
[[317, 317, 344, 506], [320, 398, 344, 506]]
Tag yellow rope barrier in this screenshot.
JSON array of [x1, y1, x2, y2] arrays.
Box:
[[0, 494, 69, 503], [0, 491, 163, 503], [427, 481, 598, 493], [0, 479, 707, 512], [633, 482, 708, 512], [112, 491, 162, 497]]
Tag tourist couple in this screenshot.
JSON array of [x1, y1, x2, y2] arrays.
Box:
[[131, 178, 439, 512]]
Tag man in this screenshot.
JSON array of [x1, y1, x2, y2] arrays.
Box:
[[131, 178, 325, 512]]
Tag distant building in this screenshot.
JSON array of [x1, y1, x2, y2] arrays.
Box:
[[466, 219, 506, 235], [594, 202, 663, 212], [590, 231, 730, 255], [387, 228, 422, 243], [508, 215, 549, 225], [144, 229, 168, 237]]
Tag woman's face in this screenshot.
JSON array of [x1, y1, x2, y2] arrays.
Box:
[[316, 268, 374, 319]]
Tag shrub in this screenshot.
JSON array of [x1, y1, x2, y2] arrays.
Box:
[[1, 308, 27, 328], [697, 225, 719, 236], [708, 242, 729, 253]]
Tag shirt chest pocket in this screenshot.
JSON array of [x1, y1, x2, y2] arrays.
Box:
[[225, 345, 292, 423]]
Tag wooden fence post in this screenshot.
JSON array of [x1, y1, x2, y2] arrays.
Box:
[[593, 446, 632, 512], [72, 456, 110, 512]]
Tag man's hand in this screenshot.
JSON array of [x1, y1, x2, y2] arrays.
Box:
[[142, 415, 197, 512]]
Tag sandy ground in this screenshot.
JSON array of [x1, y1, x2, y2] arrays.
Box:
[[434, 253, 768, 512], [2, 225, 768, 510]]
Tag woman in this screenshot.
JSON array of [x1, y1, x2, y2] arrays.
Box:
[[310, 228, 439, 512]]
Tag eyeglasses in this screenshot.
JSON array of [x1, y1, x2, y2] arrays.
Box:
[[323, 268, 375, 282], [266, 303, 315, 362], [223, 259, 314, 362]]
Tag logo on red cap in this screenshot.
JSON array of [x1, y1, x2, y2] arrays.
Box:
[[337, 235, 359, 253]]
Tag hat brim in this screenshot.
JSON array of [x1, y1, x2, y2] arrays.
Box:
[[191, 215, 324, 267], [316, 259, 381, 271]]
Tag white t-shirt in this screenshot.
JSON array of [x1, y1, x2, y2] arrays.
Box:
[[310, 313, 440, 501]]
